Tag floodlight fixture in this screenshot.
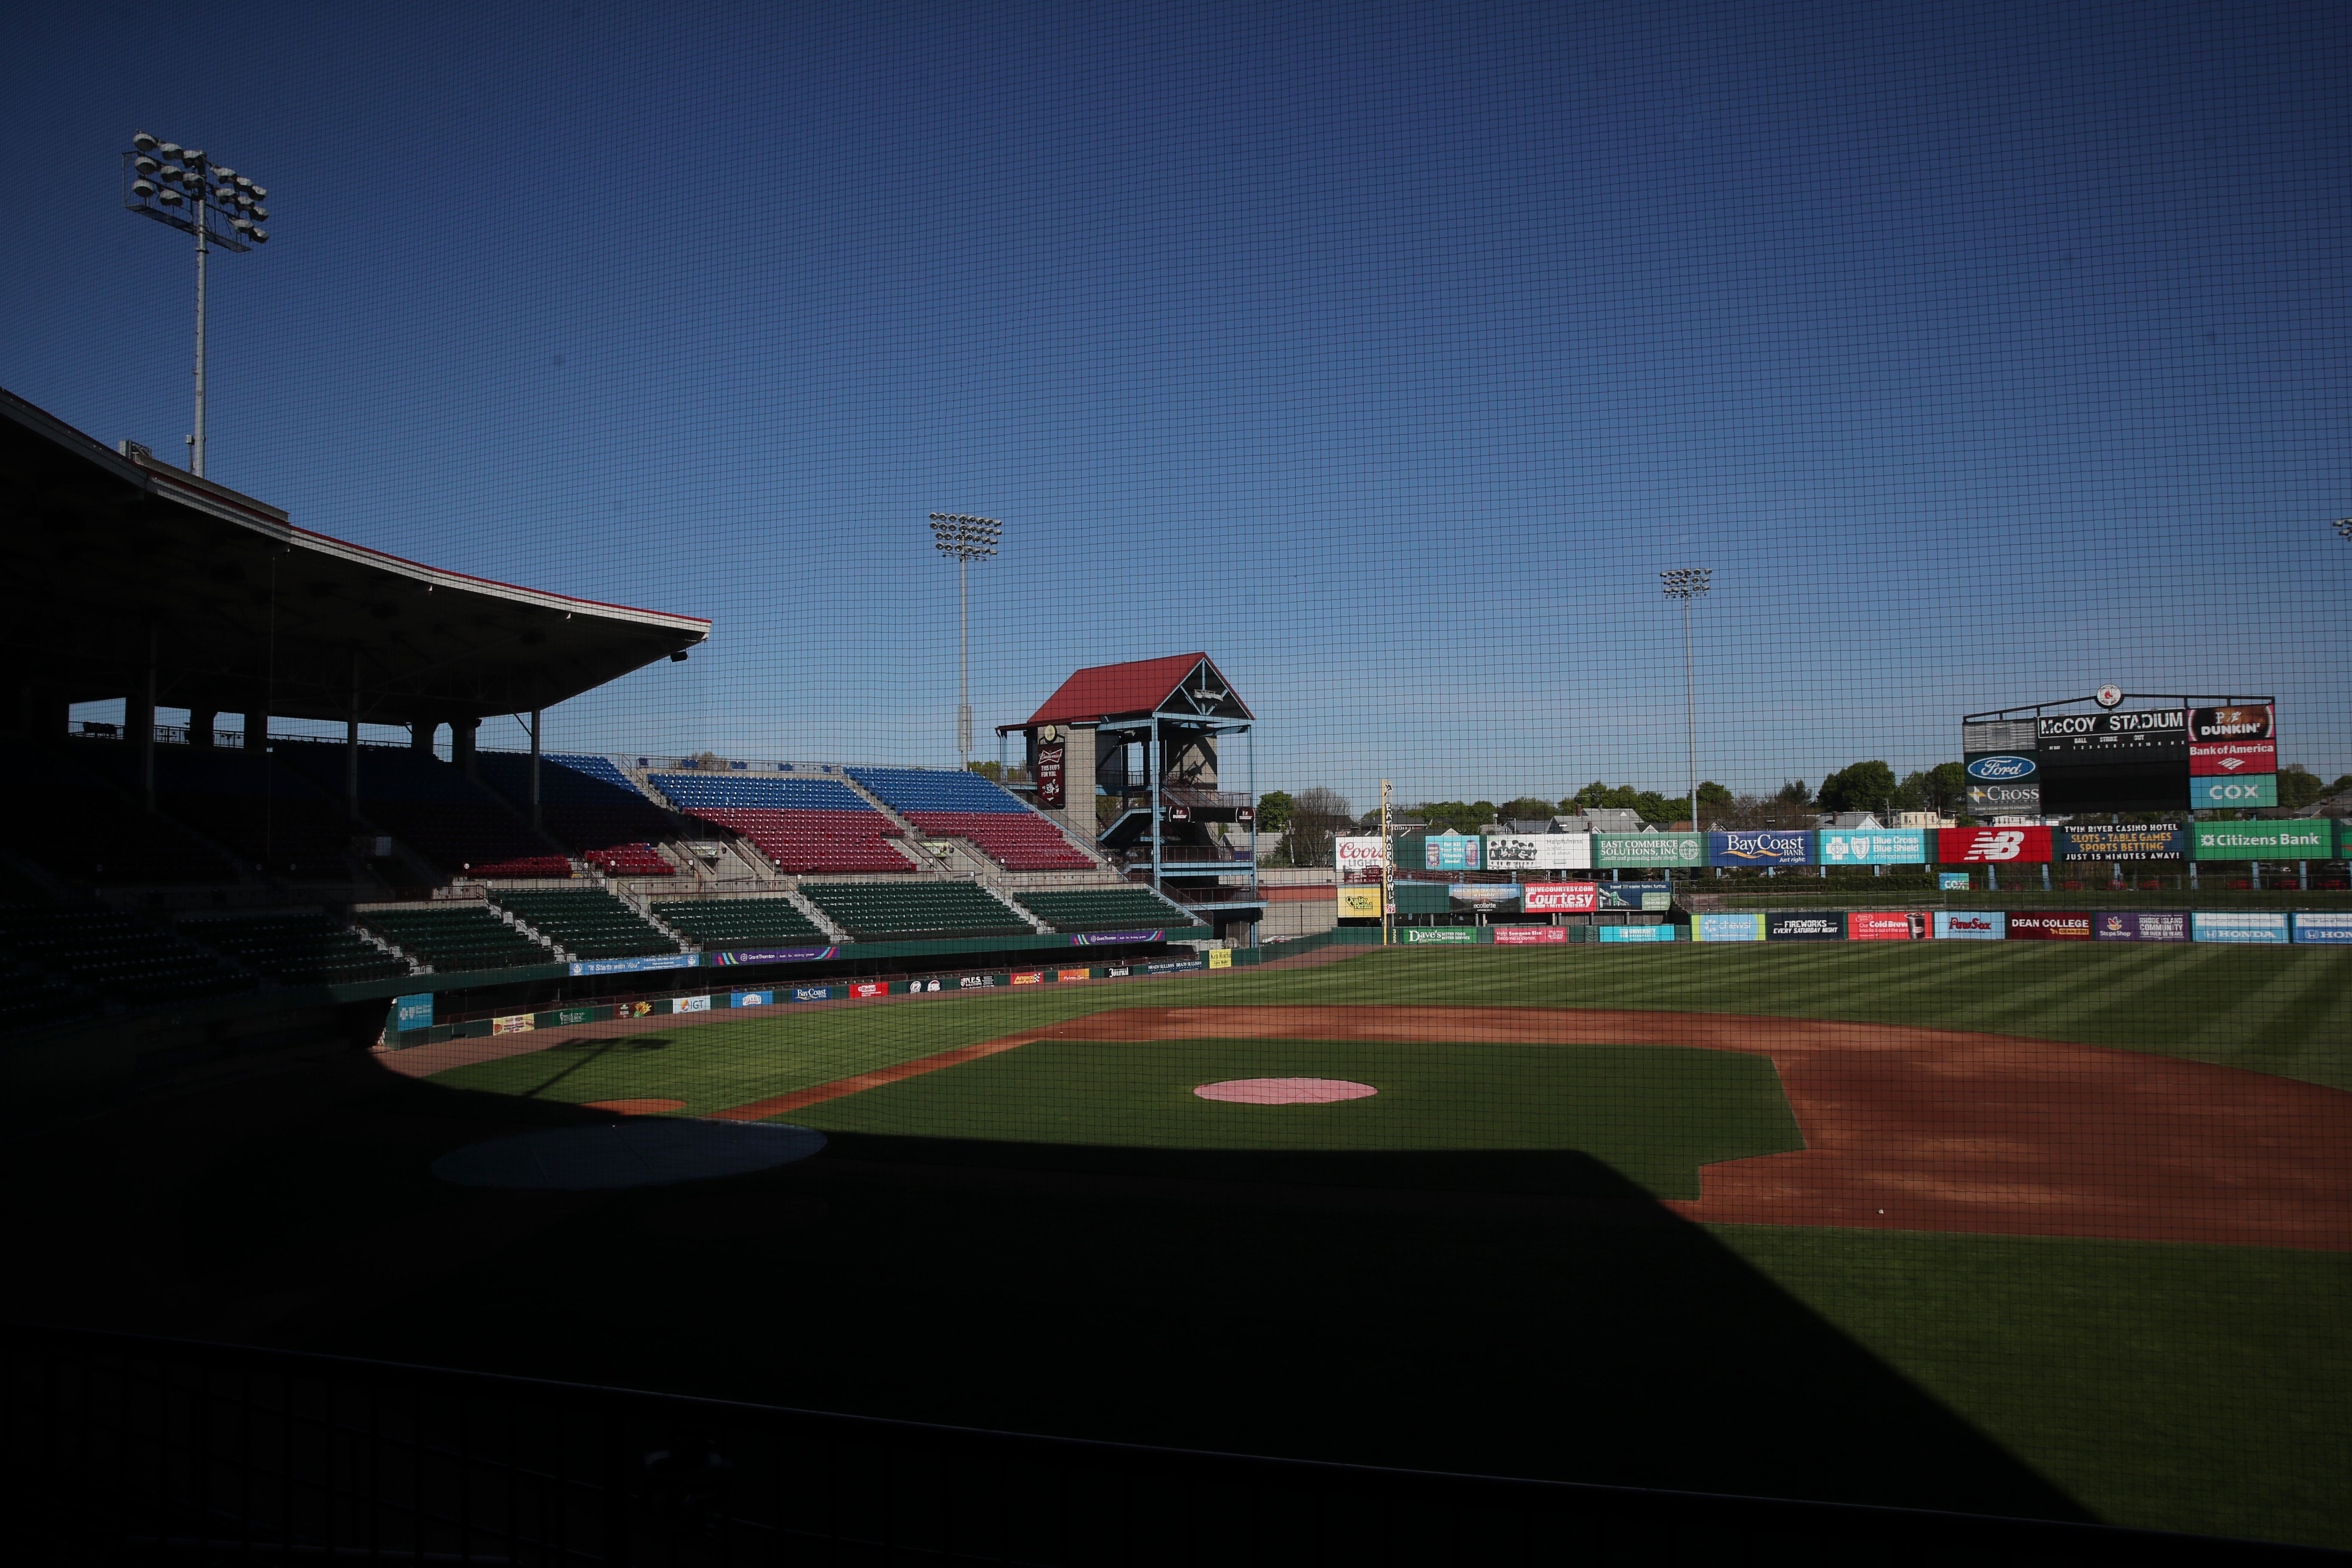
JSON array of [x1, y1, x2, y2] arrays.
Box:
[[119, 130, 274, 478], [928, 513, 1006, 767], [2336, 517, 2352, 541], [1660, 566, 1714, 841]]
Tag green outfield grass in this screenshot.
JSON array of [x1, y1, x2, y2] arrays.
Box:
[[431, 940, 2352, 1111], [789, 1036, 1802, 1197]]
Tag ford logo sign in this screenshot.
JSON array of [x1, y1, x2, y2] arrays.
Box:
[[1966, 755, 2035, 780]]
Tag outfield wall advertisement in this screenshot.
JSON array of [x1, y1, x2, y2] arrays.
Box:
[[1596, 880, 1674, 910], [1932, 911, 2006, 940], [1596, 924, 1678, 942], [1424, 833, 1482, 870], [1817, 829, 1929, 866], [2192, 776, 2278, 809], [1335, 837, 1387, 875], [2055, 824, 2185, 862], [2007, 911, 2093, 940], [1593, 832, 1702, 869], [1709, 830, 1812, 868], [1694, 912, 1765, 942], [1847, 911, 1925, 940], [1764, 912, 1844, 941], [2192, 822, 2331, 861], [1522, 882, 1599, 912], [2292, 913, 2352, 944], [1492, 925, 1568, 943], [2094, 912, 2189, 942], [1938, 826, 2053, 864], [1483, 833, 1592, 870], [2192, 912, 2291, 944]]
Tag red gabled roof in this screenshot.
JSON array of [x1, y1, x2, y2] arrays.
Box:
[[1023, 652, 1249, 727]]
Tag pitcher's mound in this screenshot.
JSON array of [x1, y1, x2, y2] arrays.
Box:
[[1195, 1078, 1378, 1104]]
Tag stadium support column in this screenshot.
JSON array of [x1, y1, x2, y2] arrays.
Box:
[[529, 710, 542, 831], [344, 655, 360, 822], [244, 707, 267, 752], [1062, 725, 1096, 846], [410, 720, 437, 756], [131, 625, 156, 812], [189, 709, 215, 748], [453, 717, 479, 778], [1148, 723, 1162, 895]]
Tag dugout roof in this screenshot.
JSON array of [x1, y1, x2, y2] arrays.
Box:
[[0, 387, 710, 726]]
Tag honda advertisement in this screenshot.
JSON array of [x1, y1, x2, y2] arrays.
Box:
[[2007, 911, 2093, 941], [1937, 826, 2054, 864], [1816, 828, 1929, 866], [1932, 910, 2006, 940], [2055, 824, 2186, 862], [2093, 912, 2189, 943], [2190, 739, 2276, 777], [1764, 912, 1845, 941], [2192, 912, 2290, 945], [2291, 913, 2352, 945], [1522, 882, 1600, 912], [2187, 703, 2272, 743], [1708, 830, 1813, 868]]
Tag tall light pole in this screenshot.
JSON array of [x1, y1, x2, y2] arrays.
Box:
[[1660, 567, 1712, 841], [122, 131, 273, 478], [928, 513, 1001, 770]]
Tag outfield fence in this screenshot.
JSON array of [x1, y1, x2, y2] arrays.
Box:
[[3, 1325, 2339, 1566]]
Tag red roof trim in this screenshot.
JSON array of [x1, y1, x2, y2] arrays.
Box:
[[1022, 652, 1250, 727]]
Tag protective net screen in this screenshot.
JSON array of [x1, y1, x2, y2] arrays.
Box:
[[4, 3, 2346, 1557]]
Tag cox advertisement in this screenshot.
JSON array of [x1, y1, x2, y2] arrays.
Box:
[[1492, 925, 1568, 944], [1932, 910, 2006, 940], [1483, 834, 1592, 870], [2191, 776, 2278, 810], [1708, 830, 1813, 868], [1817, 829, 1929, 866], [1847, 911, 1925, 940], [2008, 912, 2093, 941], [1592, 832, 1702, 869], [1522, 882, 1600, 913], [1694, 912, 1765, 942], [2193, 912, 2291, 945], [1764, 912, 1844, 941], [2190, 740, 2275, 777], [2055, 824, 2184, 862], [2094, 912, 2189, 943], [1937, 826, 2053, 864]]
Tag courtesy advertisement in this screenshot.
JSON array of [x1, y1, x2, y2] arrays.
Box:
[[1937, 826, 2053, 864], [1816, 829, 1929, 866], [2094, 912, 2189, 943], [1482, 833, 1592, 870], [1493, 925, 1568, 944], [2193, 912, 2290, 944], [1847, 911, 1925, 940], [1336, 886, 1385, 918], [1764, 912, 1844, 941], [1932, 910, 2006, 940], [1592, 833, 1702, 869], [2055, 824, 2185, 862], [1522, 882, 1600, 912], [2008, 912, 2093, 941], [1709, 830, 1813, 868], [1694, 912, 1765, 942]]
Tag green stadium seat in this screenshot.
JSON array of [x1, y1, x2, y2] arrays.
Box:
[[489, 889, 680, 959], [797, 881, 1032, 943], [1013, 886, 1190, 933]]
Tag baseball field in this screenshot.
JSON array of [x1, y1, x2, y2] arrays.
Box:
[[307, 942, 2352, 1547]]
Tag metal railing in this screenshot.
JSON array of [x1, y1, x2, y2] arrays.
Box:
[[2, 1326, 2331, 1566]]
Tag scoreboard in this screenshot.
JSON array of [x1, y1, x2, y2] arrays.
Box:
[[1962, 693, 2274, 816]]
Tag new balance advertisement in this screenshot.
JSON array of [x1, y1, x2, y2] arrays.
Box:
[[1482, 833, 1592, 870], [2094, 912, 2189, 943], [1694, 912, 1764, 941], [1522, 882, 1599, 913], [1596, 880, 1674, 910], [2191, 775, 2278, 810], [1938, 826, 2053, 864], [1764, 912, 1844, 941], [1965, 781, 2041, 816], [2190, 739, 2276, 777], [1708, 830, 1813, 868], [1816, 828, 1929, 866], [1932, 910, 2006, 940], [2055, 824, 2186, 862], [1592, 833, 1702, 869], [2008, 911, 2093, 940], [2187, 703, 2272, 743], [2193, 822, 2330, 860], [1492, 925, 1568, 944], [2193, 912, 2290, 945], [1847, 911, 1925, 940]]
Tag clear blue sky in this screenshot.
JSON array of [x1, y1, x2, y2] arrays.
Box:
[[6, 0, 2346, 809]]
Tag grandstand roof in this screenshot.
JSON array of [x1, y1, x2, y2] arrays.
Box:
[[1015, 653, 1253, 729], [0, 387, 709, 726]]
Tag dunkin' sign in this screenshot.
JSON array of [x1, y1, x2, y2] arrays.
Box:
[[1936, 826, 2053, 864]]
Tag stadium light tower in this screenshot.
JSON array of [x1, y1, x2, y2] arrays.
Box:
[[928, 513, 1002, 769], [1660, 567, 1712, 837], [122, 131, 273, 478]]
